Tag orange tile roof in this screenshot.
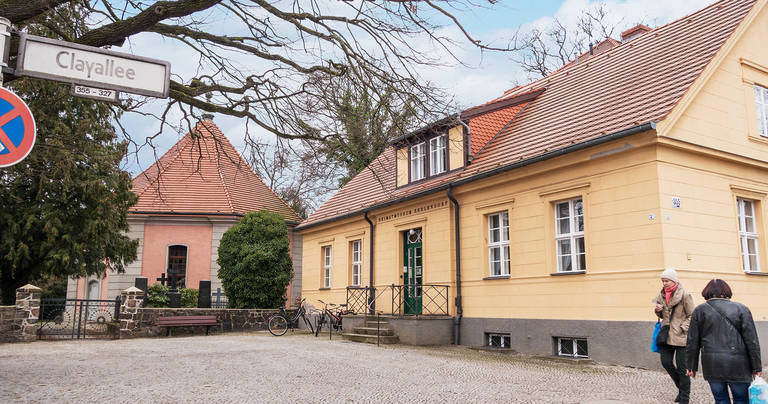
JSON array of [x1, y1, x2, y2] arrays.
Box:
[[298, 0, 756, 229], [131, 119, 302, 222]]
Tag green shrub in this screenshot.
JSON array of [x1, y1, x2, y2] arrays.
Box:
[[217, 211, 293, 308], [145, 283, 200, 308], [181, 288, 199, 308], [146, 283, 169, 308]]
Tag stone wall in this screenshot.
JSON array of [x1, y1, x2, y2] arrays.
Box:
[[124, 308, 281, 337], [0, 306, 16, 342]]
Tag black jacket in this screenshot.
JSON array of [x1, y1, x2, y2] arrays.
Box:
[[686, 298, 762, 382]]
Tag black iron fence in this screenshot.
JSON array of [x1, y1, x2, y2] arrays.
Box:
[[346, 284, 450, 316], [38, 297, 121, 339]]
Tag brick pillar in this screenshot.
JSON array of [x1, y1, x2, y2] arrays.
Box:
[[15, 284, 41, 341], [119, 286, 144, 338]]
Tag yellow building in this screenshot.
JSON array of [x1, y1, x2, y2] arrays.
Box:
[[297, 0, 768, 368]]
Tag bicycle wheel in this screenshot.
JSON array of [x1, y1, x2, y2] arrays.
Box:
[[268, 315, 288, 336]]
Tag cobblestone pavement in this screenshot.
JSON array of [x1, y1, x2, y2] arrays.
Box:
[[0, 332, 725, 403]]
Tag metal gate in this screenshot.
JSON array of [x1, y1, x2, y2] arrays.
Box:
[[38, 297, 121, 340]]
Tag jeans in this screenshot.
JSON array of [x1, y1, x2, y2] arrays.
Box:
[[659, 344, 690, 403], [708, 381, 749, 404]]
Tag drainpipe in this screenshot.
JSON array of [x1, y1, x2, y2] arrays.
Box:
[[457, 116, 472, 164], [446, 185, 462, 345], [364, 211, 375, 314]]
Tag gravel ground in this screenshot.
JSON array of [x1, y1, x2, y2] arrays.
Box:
[[0, 332, 722, 403]]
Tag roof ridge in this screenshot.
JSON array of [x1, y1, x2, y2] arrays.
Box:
[[133, 134, 191, 201], [499, 0, 735, 100], [197, 121, 237, 214], [208, 122, 302, 221]]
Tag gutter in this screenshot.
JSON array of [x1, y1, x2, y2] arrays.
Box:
[[297, 121, 656, 231], [364, 211, 375, 314], [130, 211, 300, 227], [446, 185, 462, 345]]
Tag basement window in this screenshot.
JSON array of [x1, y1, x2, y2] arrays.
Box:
[[486, 332, 511, 348], [555, 337, 589, 358]]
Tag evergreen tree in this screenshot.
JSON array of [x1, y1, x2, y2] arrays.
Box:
[[0, 78, 137, 304], [217, 211, 293, 309]]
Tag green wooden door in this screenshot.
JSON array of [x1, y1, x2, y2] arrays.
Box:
[[403, 228, 423, 315]]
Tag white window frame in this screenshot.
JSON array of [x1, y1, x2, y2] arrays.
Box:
[[351, 240, 362, 287], [323, 246, 332, 288], [429, 134, 447, 176], [410, 142, 426, 181], [756, 84, 768, 138], [486, 333, 511, 348], [738, 198, 761, 272], [487, 211, 510, 277], [556, 337, 589, 358], [555, 197, 586, 272]]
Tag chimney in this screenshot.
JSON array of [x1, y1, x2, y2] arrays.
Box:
[[201, 113, 214, 121], [621, 24, 651, 42]]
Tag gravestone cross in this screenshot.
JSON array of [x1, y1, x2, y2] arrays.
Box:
[[156, 273, 169, 286], [166, 272, 182, 308], [213, 288, 224, 307]]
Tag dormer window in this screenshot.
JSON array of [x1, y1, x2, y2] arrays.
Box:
[[410, 142, 426, 181], [429, 135, 447, 176]]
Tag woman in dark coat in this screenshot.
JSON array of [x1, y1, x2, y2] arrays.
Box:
[[686, 279, 762, 404]]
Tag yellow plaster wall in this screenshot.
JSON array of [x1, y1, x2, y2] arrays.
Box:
[[300, 133, 673, 321], [654, 2, 768, 321], [660, 2, 768, 163], [396, 147, 408, 187], [448, 125, 464, 171]]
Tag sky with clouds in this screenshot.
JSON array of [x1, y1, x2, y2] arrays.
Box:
[[119, 0, 716, 177]]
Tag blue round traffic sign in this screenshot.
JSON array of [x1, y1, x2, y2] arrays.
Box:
[[0, 87, 36, 168]]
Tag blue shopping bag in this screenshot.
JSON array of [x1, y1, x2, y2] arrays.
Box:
[[651, 321, 661, 353]]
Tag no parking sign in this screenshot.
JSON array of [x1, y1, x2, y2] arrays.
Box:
[[0, 87, 36, 168]]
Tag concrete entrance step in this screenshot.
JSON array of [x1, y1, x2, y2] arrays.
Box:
[[343, 332, 399, 344], [365, 321, 389, 328], [352, 326, 395, 336]]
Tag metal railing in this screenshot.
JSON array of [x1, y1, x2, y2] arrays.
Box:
[[346, 284, 450, 316]]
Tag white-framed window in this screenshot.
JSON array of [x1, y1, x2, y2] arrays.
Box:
[[488, 211, 510, 276], [429, 134, 447, 176], [555, 198, 586, 272], [486, 333, 511, 348], [410, 142, 426, 181], [756, 84, 768, 137], [351, 240, 362, 286], [556, 337, 589, 358], [738, 198, 761, 272], [322, 246, 332, 288]]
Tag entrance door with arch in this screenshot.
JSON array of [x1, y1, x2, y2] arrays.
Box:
[[403, 228, 423, 315]]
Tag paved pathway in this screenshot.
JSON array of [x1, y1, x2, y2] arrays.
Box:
[[0, 332, 722, 403]]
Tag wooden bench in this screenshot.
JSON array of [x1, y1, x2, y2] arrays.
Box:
[[156, 315, 220, 336]]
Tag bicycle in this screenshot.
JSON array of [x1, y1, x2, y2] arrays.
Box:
[[314, 299, 348, 337], [268, 298, 315, 336]]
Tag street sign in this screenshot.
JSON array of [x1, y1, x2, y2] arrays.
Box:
[[71, 84, 120, 103], [0, 87, 36, 168], [16, 33, 170, 98]]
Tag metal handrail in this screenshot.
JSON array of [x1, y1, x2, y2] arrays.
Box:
[[346, 283, 450, 316]]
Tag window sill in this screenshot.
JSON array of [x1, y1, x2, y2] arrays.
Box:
[[318, 287, 331, 290], [744, 271, 768, 276], [483, 275, 510, 280], [550, 270, 586, 276]]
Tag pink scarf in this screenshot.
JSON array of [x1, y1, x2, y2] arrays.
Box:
[[664, 283, 678, 305]]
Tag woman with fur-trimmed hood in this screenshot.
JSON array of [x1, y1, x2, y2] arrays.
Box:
[[653, 268, 695, 404]]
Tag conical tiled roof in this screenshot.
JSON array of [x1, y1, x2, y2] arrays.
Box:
[[131, 119, 301, 222]]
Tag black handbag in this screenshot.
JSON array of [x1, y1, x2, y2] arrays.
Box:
[[656, 303, 677, 346]]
